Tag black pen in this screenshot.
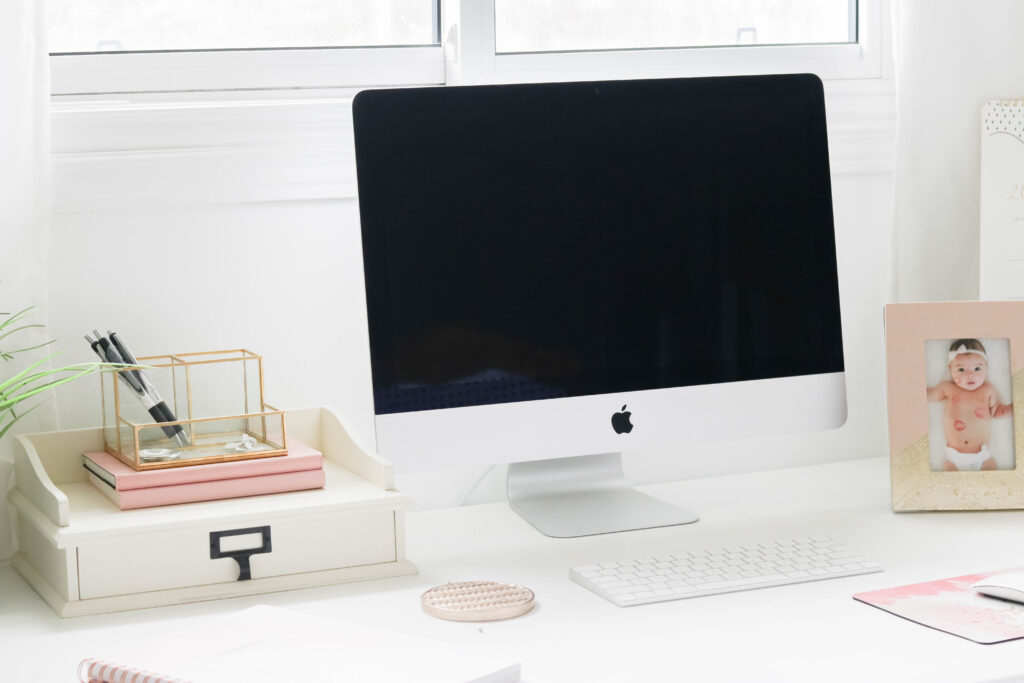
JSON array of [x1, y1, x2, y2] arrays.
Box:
[[108, 331, 190, 448], [86, 334, 144, 395], [107, 331, 175, 424], [85, 331, 189, 448]]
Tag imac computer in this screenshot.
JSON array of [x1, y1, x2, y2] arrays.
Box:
[[352, 74, 846, 538]]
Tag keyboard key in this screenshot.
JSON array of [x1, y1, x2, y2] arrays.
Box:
[[695, 574, 788, 591], [829, 551, 861, 560]]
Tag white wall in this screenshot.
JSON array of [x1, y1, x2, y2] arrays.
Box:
[[41, 83, 897, 511], [892, 0, 1024, 302], [48, 199, 375, 441]]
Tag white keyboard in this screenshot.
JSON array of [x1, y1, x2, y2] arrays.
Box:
[[570, 536, 882, 607]]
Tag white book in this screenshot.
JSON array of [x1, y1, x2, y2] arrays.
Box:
[[980, 99, 1024, 299], [78, 605, 520, 683]]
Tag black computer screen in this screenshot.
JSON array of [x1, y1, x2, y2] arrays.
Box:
[[353, 74, 844, 415]]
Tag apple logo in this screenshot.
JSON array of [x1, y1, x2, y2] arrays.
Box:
[[611, 405, 633, 434]]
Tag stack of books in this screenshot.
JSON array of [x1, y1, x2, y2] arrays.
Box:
[[83, 440, 325, 510]]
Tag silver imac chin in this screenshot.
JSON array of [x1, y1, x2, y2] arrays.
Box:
[[373, 372, 847, 538]]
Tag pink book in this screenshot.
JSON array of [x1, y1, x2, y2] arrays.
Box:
[[87, 468, 326, 510], [83, 439, 323, 490]]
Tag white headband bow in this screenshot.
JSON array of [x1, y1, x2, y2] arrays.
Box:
[[948, 344, 987, 362]]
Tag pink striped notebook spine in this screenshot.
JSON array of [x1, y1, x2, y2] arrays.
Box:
[[79, 656, 187, 683], [88, 469, 326, 510], [84, 439, 323, 490]]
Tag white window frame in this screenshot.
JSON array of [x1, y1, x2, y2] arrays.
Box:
[[445, 0, 883, 86], [50, 47, 445, 96], [51, 0, 886, 97]]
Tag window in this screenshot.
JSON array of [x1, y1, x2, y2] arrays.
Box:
[[47, 0, 892, 214], [449, 0, 881, 85], [48, 1, 443, 95], [494, 0, 855, 54], [47, 0, 438, 53], [48, 1, 884, 96]]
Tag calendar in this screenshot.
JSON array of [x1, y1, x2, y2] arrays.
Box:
[[980, 99, 1024, 299]]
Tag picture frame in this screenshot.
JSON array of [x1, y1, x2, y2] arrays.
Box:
[[885, 301, 1024, 510]]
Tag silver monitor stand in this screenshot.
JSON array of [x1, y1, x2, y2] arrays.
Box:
[[506, 452, 699, 538]]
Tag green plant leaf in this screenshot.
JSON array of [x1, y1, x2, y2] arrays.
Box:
[[0, 304, 105, 441], [1, 338, 56, 358], [0, 400, 44, 441], [0, 354, 58, 394], [0, 364, 100, 410], [0, 306, 36, 331], [0, 322, 46, 344]]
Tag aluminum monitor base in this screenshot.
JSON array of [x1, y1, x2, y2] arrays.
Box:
[[506, 452, 699, 538]]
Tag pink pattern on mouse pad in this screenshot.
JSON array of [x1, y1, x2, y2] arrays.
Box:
[[854, 567, 1024, 643]]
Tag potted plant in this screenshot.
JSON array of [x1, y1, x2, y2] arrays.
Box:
[[1, 306, 103, 440]]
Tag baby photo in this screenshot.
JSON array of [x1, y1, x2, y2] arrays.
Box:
[[925, 338, 1015, 472]]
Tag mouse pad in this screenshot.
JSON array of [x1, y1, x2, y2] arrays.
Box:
[[854, 568, 1024, 644]]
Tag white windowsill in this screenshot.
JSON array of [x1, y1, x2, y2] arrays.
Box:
[[50, 77, 896, 213]]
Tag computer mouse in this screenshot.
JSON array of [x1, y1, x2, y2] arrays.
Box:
[[971, 572, 1024, 603]]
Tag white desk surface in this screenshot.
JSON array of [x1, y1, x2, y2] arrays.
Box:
[[5, 456, 1024, 682]]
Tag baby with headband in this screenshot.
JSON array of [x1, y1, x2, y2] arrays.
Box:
[[927, 338, 1012, 471]]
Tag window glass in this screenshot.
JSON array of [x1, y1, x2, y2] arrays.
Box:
[[47, 0, 437, 53], [495, 0, 855, 54]]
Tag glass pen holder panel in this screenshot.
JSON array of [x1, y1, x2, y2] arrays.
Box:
[[100, 349, 287, 471]]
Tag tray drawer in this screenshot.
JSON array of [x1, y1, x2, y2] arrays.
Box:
[[78, 508, 397, 600]]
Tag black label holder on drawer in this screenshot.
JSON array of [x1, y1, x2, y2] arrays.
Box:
[[210, 526, 272, 581]]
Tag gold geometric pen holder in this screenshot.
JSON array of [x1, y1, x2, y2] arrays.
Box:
[[101, 349, 287, 471]]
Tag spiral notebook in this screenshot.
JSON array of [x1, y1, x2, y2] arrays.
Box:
[[78, 605, 520, 683]]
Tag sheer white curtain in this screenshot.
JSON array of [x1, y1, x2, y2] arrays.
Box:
[[0, 0, 53, 562], [891, 0, 1024, 301]]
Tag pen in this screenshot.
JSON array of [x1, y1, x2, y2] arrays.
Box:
[[107, 331, 180, 429], [87, 333, 146, 397], [85, 331, 189, 448], [109, 331, 191, 449]]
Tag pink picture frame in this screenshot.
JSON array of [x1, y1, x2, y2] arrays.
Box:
[[885, 301, 1024, 510]]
